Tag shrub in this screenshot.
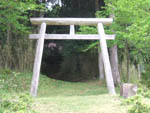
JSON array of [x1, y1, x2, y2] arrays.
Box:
[[0, 69, 31, 93], [124, 88, 150, 113], [0, 69, 21, 93], [141, 71, 150, 89], [0, 93, 37, 113]]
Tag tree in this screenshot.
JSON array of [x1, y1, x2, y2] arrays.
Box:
[[109, 45, 120, 85], [0, 0, 43, 70], [104, 0, 150, 82]]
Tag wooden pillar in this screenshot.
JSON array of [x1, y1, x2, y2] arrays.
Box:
[[70, 25, 75, 35], [98, 50, 105, 80], [30, 22, 46, 96], [98, 23, 116, 94]]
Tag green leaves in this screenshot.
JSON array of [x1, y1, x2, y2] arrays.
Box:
[[0, 93, 37, 113], [123, 88, 150, 113], [78, 26, 97, 34], [103, 0, 150, 63], [0, 0, 44, 35]]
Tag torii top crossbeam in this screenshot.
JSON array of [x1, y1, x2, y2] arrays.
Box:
[[29, 18, 116, 96], [29, 18, 115, 40], [30, 18, 113, 25]]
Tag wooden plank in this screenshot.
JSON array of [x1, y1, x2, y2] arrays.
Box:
[[30, 18, 113, 26], [30, 22, 46, 96], [98, 23, 116, 95], [29, 34, 115, 40], [70, 25, 75, 35]]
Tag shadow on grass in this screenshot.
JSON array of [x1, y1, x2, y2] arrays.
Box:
[[37, 77, 120, 97]]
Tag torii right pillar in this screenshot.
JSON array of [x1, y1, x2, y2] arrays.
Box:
[[98, 23, 116, 94]]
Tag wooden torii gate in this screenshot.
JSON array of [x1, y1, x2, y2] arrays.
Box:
[[29, 18, 116, 96]]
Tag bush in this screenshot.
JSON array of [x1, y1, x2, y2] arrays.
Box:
[[141, 71, 150, 89], [0, 93, 37, 113], [0, 69, 32, 94], [124, 88, 150, 113], [0, 69, 21, 93]]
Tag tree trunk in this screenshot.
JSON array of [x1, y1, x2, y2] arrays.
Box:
[[126, 42, 130, 82], [109, 9, 121, 86], [95, 0, 99, 11], [7, 24, 11, 45], [37, 0, 45, 31], [5, 24, 11, 68], [138, 64, 141, 80], [98, 49, 105, 80], [110, 45, 121, 86]]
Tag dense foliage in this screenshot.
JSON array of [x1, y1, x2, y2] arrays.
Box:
[[124, 88, 150, 113], [0, 93, 36, 113], [0, 0, 150, 86], [0, 69, 36, 113], [0, 0, 44, 71], [141, 65, 150, 88], [104, 0, 150, 64]]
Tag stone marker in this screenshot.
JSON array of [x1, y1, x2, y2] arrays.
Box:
[[120, 83, 138, 98]]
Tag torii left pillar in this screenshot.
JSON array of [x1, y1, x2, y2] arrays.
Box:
[[30, 22, 46, 96]]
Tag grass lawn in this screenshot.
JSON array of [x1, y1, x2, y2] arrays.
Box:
[[0, 72, 128, 113], [32, 75, 127, 113], [33, 94, 127, 113]]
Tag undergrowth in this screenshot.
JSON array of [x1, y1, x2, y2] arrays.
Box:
[[0, 69, 37, 113], [123, 88, 150, 113], [0, 93, 37, 113], [1, 68, 150, 113]]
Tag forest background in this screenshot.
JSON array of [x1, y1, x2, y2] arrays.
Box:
[[0, 0, 150, 85]]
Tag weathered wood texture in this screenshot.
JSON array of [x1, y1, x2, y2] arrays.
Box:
[[30, 23, 46, 96], [120, 83, 138, 98], [29, 34, 115, 40], [70, 25, 75, 35], [98, 51, 105, 80], [30, 18, 113, 26], [98, 23, 116, 94]]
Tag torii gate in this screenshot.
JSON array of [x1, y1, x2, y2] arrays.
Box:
[[29, 18, 116, 96]]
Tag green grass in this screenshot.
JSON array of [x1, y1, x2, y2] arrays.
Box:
[[38, 78, 108, 97], [33, 95, 127, 113], [35, 78, 127, 113], [0, 71, 127, 113]]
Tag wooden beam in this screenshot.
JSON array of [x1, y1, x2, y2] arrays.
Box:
[[30, 22, 46, 96], [70, 25, 75, 35], [98, 23, 116, 95], [29, 34, 115, 40], [30, 18, 113, 26]]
